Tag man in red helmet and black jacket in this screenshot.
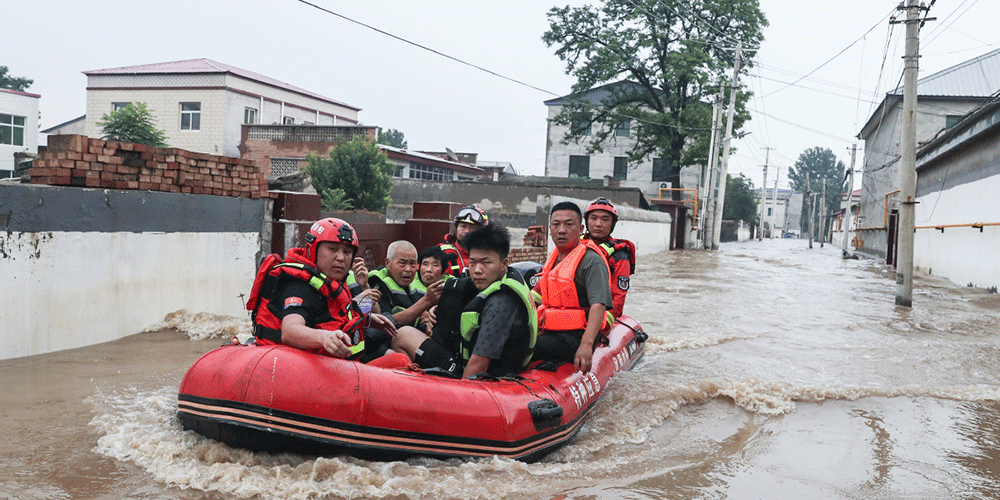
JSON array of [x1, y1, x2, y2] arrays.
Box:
[[248, 218, 396, 360], [438, 204, 489, 277], [582, 198, 636, 319]]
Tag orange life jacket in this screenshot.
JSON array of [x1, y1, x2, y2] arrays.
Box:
[[534, 239, 611, 332], [247, 248, 366, 359]]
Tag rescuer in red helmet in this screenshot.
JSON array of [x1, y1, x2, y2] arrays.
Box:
[[438, 204, 489, 277], [582, 197, 636, 319], [246, 218, 396, 360]]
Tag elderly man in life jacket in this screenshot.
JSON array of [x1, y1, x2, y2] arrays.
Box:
[[368, 241, 444, 334], [247, 218, 396, 361], [582, 197, 636, 319], [438, 204, 489, 277], [532, 201, 613, 373]]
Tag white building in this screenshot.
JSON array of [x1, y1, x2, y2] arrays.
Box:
[[755, 188, 803, 238], [857, 48, 1000, 262], [0, 88, 40, 178], [543, 81, 700, 200], [82, 58, 361, 158]]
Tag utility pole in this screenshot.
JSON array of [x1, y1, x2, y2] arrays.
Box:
[[770, 167, 780, 238], [702, 92, 723, 249], [758, 147, 772, 240], [843, 144, 857, 257], [820, 178, 827, 247], [806, 172, 813, 249], [892, 0, 930, 307], [711, 42, 743, 250]]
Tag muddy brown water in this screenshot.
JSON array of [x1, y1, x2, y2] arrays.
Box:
[[3, 239, 1000, 499]]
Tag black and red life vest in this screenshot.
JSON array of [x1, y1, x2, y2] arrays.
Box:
[[246, 248, 366, 359]]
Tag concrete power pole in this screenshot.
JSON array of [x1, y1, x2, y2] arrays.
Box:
[[894, 0, 929, 307], [843, 144, 857, 257], [702, 92, 723, 249], [770, 167, 780, 238], [758, 147, 772, 240], [806, 171, 813, 249], [711, 42, 743, 250], [820, 178, 827, 247]]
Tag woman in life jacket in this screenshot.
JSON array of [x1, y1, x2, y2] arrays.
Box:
[[247, 218, 396, 359]]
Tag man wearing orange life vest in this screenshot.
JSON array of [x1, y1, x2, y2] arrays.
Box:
[[248, 218, 396, 359], [532, 201, 612, 373], [582, 197, 636, 319], [438, 204, 489, 277]]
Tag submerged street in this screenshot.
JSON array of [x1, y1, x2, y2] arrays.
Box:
[[3, 238, 1000, 499]]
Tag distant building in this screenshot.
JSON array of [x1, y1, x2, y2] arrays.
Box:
[[543, 81, 699, 201], [0, 88, 40, 178], [754, 188, 803, 238], [857, 48, 1000, 261], [83, 58, 361, 158], [41, 114, 86, 137]]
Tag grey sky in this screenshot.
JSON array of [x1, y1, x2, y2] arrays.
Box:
[[5, 0, 997, 189]]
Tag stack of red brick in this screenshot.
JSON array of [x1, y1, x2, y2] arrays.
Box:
[[30, 135, 269, 199]]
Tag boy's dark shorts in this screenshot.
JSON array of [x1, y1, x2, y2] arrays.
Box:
[[415, 337, 460, 374]]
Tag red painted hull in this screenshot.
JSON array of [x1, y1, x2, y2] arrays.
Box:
[[177, 316, 646, 461]]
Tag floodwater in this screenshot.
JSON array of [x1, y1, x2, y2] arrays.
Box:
[[4, 238, 1000, 499]]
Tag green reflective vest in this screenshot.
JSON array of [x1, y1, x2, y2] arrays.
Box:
[[458, 269, 538, 375]]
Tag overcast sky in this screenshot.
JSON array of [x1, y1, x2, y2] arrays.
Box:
[[5, 0, 997, 190]]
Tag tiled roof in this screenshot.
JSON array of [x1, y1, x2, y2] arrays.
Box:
[[0, 87, 41, 99], [83, 58, 359, 110], [889, 47, 1000, 97], [544, 81, 649, 106]]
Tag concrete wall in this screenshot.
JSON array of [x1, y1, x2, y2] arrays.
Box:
[[0, 184, 266, 360]]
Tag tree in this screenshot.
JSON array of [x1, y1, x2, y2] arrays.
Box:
[[98, 102, 168, 147], [543, 0, 767, 173], [0, 66, 32, 92], [377, 128, 407, 149], [787, 147, 845, 233], [306, 137, 394, 213], [723, 173, 758, 226]]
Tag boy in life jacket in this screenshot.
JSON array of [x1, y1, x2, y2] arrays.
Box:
[[438, 204, 489, 277], [368, 241, 444, 331], [391, 224, 537, 379], [532, 201, 612, 373], [582, 197, 636, 319], [248, 218, 396, 359]]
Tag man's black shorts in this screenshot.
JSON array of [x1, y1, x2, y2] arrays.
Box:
[[415, 337, 460, 374]]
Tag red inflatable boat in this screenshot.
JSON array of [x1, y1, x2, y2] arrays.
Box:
[[177, 316, 647, 461]]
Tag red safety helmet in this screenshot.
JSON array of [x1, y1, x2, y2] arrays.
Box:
[[455, 204, 489, 226], [304, 218, 359, 260], [585, 197, 618, 231]]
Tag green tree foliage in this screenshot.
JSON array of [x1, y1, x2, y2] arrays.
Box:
[[97, 102, 168, 147], [542, 0, 767, 171], [0, 66, 33, 92], [787, 147, 845, 233], [306, 137, 394, 213], [377, 128, 407, 149], [723, 173, 758, 225]]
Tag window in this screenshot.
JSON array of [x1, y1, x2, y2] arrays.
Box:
[[180, 102, 201, 130], [652, 157, 673, 182], [244, 107, 257, 125], [615, 120, 630, 137], [613, 157, 628, 180], [112, 102, 131, 111], [767, 207, 773, 216], [568, 155, 590, 178], [945, 114, 963, 128], [570, 118, 590, 137], [409, 162, 454, 181], [270, 158, 302, 177], [0, 114, 25, 146], [283, 116, 295, 125]]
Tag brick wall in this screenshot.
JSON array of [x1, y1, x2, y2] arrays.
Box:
[[31, 134, 267, 198], [509, 246, 547, 264]]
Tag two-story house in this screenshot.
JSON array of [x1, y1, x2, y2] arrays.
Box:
[[81, 58, 361, 158], [1, 88, 40, 178]]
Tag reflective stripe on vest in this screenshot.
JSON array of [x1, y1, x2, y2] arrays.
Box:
[[369, 268, 416, 314], [536, 239, 611, 332], [458, 270, 538, 371]]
